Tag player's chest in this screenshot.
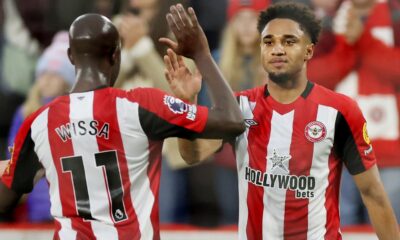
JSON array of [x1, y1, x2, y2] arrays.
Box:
[[240, 107, 337, 173]]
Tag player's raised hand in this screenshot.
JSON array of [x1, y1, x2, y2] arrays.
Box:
[[164, 49, 202, 103], [159, 4, 210, 60]]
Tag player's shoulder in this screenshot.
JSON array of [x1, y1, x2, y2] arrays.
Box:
[[123, 87, 167, 103], [89, 87, 166, 102], [127, 87, 165, 96], [235, 85, 266, 102], [27, 97, 64, 124], [311, 83, 359, 113], [17, 96, 66, 134]]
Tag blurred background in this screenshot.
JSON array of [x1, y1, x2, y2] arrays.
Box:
[[0, 0, 399, 238]]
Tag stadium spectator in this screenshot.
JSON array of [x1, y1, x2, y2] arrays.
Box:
[[112, 0, 170, 90]]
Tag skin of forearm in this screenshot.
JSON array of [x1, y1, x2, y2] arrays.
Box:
[[193, 53, 243, 129], [361, 188, 400, 239], [0, 183, 21, 214], [178, 139, 202, 164], [178, 138, 222, 164]]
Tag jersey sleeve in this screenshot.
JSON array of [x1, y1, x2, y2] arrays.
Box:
[[333, 98, 376, 175], [1, 114, 42, 194], [127, 88, 209, 140]]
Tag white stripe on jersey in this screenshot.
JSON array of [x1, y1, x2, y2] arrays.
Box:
[[56, 218, 77, 240], [69, 92, 119, 238], [262, 110, 294, 240], [91, 220, 119, 240], [236, 96, 255, 240], [307, 105, 338, 240], [31, 109, 64, 218], [70, 93, 108, 221], [116, 98, 155, 239]]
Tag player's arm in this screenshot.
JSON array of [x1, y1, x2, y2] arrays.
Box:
[[353, 166, 400, 240], [335, 99, 400, 239], [0, 168, 44, 214], [162, 49, 224, 164], [177, 139, 222, 164], [0, 160, 20, 214], [0, 158, 44, 214], [159, 4, 245, 139], [0, 180, 22, 214], [0, 115, 45, 214]]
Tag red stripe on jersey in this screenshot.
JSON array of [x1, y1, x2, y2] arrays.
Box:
[[324, 153, 342, 240], [75, 218, 97, 240], [93, 91, 140, 240], [54, 219, 61, 240], [127, 88, 208, 133], [246, 99, 272, 239], [47, 97, 95, 239], [284, 99, 318, 239], [1, 119, 31, 188], [148, 140, 163, 240]]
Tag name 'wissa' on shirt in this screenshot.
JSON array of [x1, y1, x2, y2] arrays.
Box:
[[55, 120, 110, 142]]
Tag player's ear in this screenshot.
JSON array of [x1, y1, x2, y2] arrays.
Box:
[[110, 45, 121, 65], [67, 48, 75, 65], [304, 43, 314, 61]]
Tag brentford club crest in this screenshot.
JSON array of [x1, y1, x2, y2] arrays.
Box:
[[305, 121, 327, 142]]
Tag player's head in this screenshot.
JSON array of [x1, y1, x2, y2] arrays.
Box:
[[68, 14, 121, 86], [257, 1, 321, 84]]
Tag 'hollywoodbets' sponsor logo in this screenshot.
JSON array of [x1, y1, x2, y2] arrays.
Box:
[[245, 166, 316, 199]]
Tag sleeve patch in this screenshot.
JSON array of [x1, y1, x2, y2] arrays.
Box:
[[363, 123, 371, 145], [163, 95, 197, 121]]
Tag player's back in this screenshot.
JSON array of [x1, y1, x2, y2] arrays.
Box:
[[3, 85, 209, 239], [31, 87, 162, 239]]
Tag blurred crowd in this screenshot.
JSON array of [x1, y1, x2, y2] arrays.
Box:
[[0, 0, 399, 228]]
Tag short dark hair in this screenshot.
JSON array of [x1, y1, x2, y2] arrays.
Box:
[[257, 1, 321, 44]]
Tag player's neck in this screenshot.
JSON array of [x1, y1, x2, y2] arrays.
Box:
[[267, 72, 308, 104], [70, 66, 110, 93]]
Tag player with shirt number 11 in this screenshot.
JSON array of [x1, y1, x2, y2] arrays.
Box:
[[0, 5, 244, 240]]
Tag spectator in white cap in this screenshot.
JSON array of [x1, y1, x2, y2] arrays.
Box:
[[4, 31, 75, 222], [33, 31, 75, 104]]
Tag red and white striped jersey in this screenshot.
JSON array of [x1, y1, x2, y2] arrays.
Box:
[[235, 82, 376, 240], [1, 87, 208, 240]]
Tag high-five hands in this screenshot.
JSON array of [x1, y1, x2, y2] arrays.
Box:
[[159, 4, 210, 60], [164, 49, 202, 103]]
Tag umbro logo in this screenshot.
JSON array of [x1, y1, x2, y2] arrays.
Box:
[[78, 96, 85, 100], [245, 119, 258, 127]]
